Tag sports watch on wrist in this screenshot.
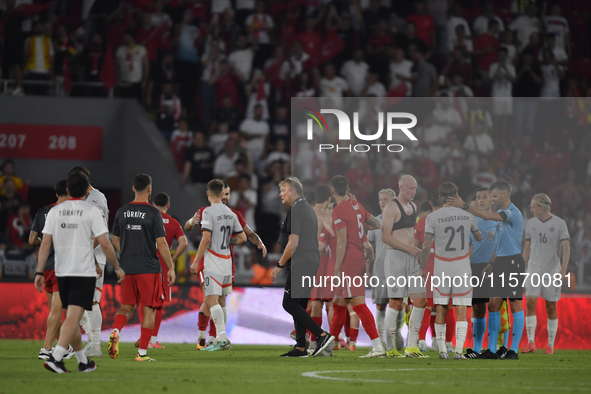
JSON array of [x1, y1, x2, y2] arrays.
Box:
[[463, 202, 470, 210]]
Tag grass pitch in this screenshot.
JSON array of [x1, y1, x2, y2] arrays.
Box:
[[1, 340, 590, 394]]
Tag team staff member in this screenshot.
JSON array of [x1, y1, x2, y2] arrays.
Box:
[[449, 180, 524, 360], [271, 177, 334, 358], [30, 179, 73, 361], [108, 174, 176, 362], [465, 188, 499, 358], [35, 172, 123, 373]]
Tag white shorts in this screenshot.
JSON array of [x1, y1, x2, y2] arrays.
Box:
[[384, 249, 425, 299], [493, 97, 513, 115], [203, 271, 233, 296], [524, 264, 561, 302], [432, 256, 472, 306], [371, 276, 389, 305], [93, 266, 105, 303]]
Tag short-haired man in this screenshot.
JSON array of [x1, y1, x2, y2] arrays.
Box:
[[271, 177, 334, 357], [109, 174, 175, 362], [35, 172, 123, 373], [381, 175, 426, 358], [521, 193, 570, 355], [190, 180, 246, 351], [465, 187, 499, 358], [31, 179, 74, 360], [326, 175, 384, 358], [449, 180, 524, 360], [367, 188, 396, 349], [421, 182, 481, 360]]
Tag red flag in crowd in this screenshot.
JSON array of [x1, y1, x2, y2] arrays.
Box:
[[100, 42, 117, 90], [320, 29, 345, 63], [63, 57, 72, 93]]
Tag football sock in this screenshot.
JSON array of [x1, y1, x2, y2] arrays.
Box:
[[53, 345, 67, 362], [526, 315, 537, 343], [547, 318, 558, 348], [419, 308, 431, 341], [445, 309, 455, 343], [435, 323, 446, 353], [75, 349, 88, 365], [384, 306, 400, 351], [113, 314, 128, 332], [88, 304, 102, 346], [352, 304, 380, 342], [407, 307, 424, 348], [209, 319, 217, 338], [344, 312, 351, 338], [350, 328, 359, 343], [139, 327, 152, 353], [210, 304, 227, 342], [488, 311, 500, 352], [455, 321, 468, 354], [430, 313, 436, 339], [473, 317, 486, 353], [222, 306, 228, 324], [376, 309, 386, 347], [371, 337, 385, 352], [80, 311, 91, 339], [311, 317, 322, 341], [503, 329, 509, 348], [152, 309, 163, 338], [510, 311, 524, 353], [329, 304, 347, 338]]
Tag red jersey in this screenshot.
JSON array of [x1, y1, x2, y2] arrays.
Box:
[[474, 33, 499, 71], [406, 14, 435, 47], [196, 205, 247, 274], [157, 212, 185, 275], [414, 215, 434, 272], [332, 199, 371, 267]]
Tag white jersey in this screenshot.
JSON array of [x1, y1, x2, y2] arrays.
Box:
[[525, 215, 570, 270], [425, 207, 478, 261], [87, 188, 109, 265], [42, 199, 108, 277], [201, 203, 244, 275]]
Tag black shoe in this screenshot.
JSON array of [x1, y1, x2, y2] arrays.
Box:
[[280, 347, 309, 357], [43, 355, 70, 373], [501, 350, 519, 360], [497, 346, 508, 358], [479, 349, 499, 359], [464, 348, 480, 359], [311, 333, 335, 357], [78, 360, 97, 373]]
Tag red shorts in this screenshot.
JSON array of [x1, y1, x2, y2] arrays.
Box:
[[120, 273, 165, 310], [161, 268, 172, 302], [336, 263, 366, 298], [44, 270, 59, 294]]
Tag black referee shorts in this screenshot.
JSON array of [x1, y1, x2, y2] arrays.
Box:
[[57, 276, 96, 311], [492, 255, 526, 301], [470, 263, 491, 305]]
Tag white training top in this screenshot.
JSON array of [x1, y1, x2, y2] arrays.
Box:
[[425, 207, 479, 261], [200, 203, 244, 276], [87, 188, 109, 265], [42, 199, 108, 277]]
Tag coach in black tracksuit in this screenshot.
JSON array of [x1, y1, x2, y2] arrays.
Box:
[[271, 178, 335, 358]]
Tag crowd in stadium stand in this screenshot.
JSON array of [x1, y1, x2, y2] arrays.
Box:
[[1, 0, 591, 285]]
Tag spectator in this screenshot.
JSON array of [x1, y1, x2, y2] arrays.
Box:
[[0, 178, 24, 235], [213, 140, 239, 179], [180, 131, 215, 188], [265, 138, 290, 167], [410, 48, 438, 97], [513, 53, 541, 143], [340, 49, 369, 96], [509, 4, 541, 52], [150, 0, 172, 28], [448, 72, 473, 97], [226, 156, 258, 191], [540, 48, 565, 98], [542, 3, 570, 55], [53, 24, 77, 96], [446, 3, 471, 52], [448, 24, 472, 62], [361, 71, 387, 97], [422, 98, 463, 163], [442, 47, 473, 83], [522, 32, 542, 63], [240, 104, 270, 162], [1, 0, 26, 96], [344, 156, 374, 204], [0, 160, 24, 196], [471, 74, 489, 97], [450, 158, 474, 196], [209, 122, 230, 156], [175, 10, 200, 113], [269, 105, 291, 145], [406, 1, 435, 48], [295, 16, 323, 62], [153, 51, 175, 102], [156, 83, 181, 141], [367, 19, 396, 79], [489, 47, 516, 147], [229, 174, 258, 231], [235, 0, 256, 25], [245, 1, 274, 68], [326, 3, 361, 66], [501, 30, 517, 65], [212, 94, 243, 133], [204, 21, 227, 57], [472, 1, 504, 37], [394, 22, 429, 59], [219, 8, 242, 52], [294, 71, 316, 98], [201, 39, 225, 130], [211, 0, 233, 16], [464, 119, 494, 169], [170, 119, 193, 172], [24, 21, 54, 96], [7, 203, 31, 251], [264, 45, 285, 97], [80, 34, 107, 97], [388, 47, 413, 96], [116, 30, 149, 100], [245, 69, 270, 120], [539, 33, 568, 66], [319, 63, 350, 107], [228, 35, 254, 83], [279, 41, 310, 84], [473, 19, 500, 80], [471, 156, 497, 188]]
